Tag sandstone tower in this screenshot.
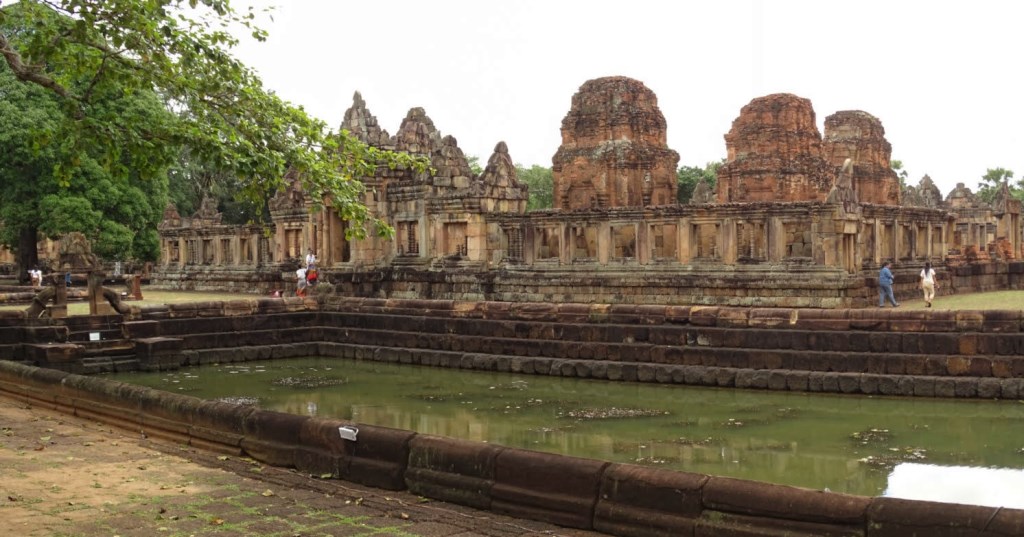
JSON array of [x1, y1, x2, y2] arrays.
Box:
[[716, 93, 833, 203], [822, 110, 901, 205], [551, 76, 680, 209]]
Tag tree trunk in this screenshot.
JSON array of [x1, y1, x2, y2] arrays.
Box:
[[16, 226, 39, 284]]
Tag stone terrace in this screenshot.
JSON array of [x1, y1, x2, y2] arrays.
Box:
[[5, 298, 1024, 399]]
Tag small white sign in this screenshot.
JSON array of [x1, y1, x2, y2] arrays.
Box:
[[89, 332, 100, 342]]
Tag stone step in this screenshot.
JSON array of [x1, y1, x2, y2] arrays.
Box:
[[80, 356, 140, 374]]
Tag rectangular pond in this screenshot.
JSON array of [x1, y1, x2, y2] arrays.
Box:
[[107, 357, 1024, 507]]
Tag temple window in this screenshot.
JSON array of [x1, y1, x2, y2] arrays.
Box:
[[612, 225, 637, 259], [536, 227, 560, 260], [571, 225, 598, 260], [651, 224, 678, 260]]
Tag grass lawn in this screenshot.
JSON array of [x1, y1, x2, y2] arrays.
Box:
[[896, 290, 1024, 310], [1, 285, 1021, 315]]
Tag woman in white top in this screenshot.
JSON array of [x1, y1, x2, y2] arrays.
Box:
[[920, 262, 938, 307]]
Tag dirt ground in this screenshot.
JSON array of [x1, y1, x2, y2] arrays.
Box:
[[0, 395, 604, 537]]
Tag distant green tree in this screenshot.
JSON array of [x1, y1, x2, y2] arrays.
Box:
[[977, 167, 1015, 203], [466, 155, 483, 175], [677, 160, 721, 203], [166, 148, 266, 225], [891, 160, 910, 188], [515, 164, 553, 210]]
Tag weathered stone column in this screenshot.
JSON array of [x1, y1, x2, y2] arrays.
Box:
[[720, 218, 737, 264], [598, 222, 611, 265]]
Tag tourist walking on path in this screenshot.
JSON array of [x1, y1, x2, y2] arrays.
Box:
[[305, 248, 317, 270], [879, 261, 899, 307], [920, 261, 938, 307]]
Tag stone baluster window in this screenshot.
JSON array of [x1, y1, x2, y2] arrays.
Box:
[[444, 223, 467, 256], [258, 236, 271, 264], [396, 221, 419, 256], [202, 239, 214, 264], [187, 240, 198, 265], [737, 221, 766, 261], [506, 227, 524, 262], [239, 238, 250, 264], [221, 238, 232, 265]]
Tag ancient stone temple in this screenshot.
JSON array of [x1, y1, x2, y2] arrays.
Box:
[[552, 77, 679, 209], [716, 93, 833, 203], [149, 77, 1024, 307]]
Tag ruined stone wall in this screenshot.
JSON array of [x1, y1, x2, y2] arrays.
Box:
[[552, 77, 679, 209]]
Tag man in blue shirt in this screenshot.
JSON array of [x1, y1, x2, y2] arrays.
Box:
[[878, 261, 898, 307]]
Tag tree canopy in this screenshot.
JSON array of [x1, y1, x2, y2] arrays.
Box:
[[976, 167, 1017, 203], [0, 55, 170, 272], [0, 0, 424, 246], [515, 164, 553, 210], [676, 161, 720, 203]]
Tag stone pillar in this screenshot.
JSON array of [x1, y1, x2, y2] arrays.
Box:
[[677, 218, 691, 263], [598, 222, 611, 265], [559, 223, 571, 265], [87, 271, 102, 315], [637, 221, 649, 265], [720, 218, 737, 264]]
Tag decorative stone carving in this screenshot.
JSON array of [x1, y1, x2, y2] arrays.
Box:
[[689, 180, 716, 205], [193, 195, 222, 224], [58, 232, 99, 271], [717, 94, 834, 203], [826, 158, 858, 205], [552, 76, 680, 209], [822, 110, 900, 205]]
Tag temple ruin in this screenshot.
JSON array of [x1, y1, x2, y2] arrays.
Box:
[[147, 77, 1023, 307]]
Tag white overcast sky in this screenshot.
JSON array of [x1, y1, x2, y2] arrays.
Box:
[[231, 0, 1023, 196]]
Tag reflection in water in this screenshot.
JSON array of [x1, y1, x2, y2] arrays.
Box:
[[886, 463, 1024, 509], [107, 357, 1024, 505]]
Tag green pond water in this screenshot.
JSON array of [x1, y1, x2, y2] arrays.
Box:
[[108, 357, 1024, 507]]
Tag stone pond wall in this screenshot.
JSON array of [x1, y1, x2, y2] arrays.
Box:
[[4, 300, 1024, 534], [2, 356, 1022, 537]]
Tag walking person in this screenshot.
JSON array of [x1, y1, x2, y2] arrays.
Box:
[[920, 261, 938, 307], [878, 261, 899, 307]]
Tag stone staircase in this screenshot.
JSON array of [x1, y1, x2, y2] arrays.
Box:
[[30, 315, 138, 374]]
